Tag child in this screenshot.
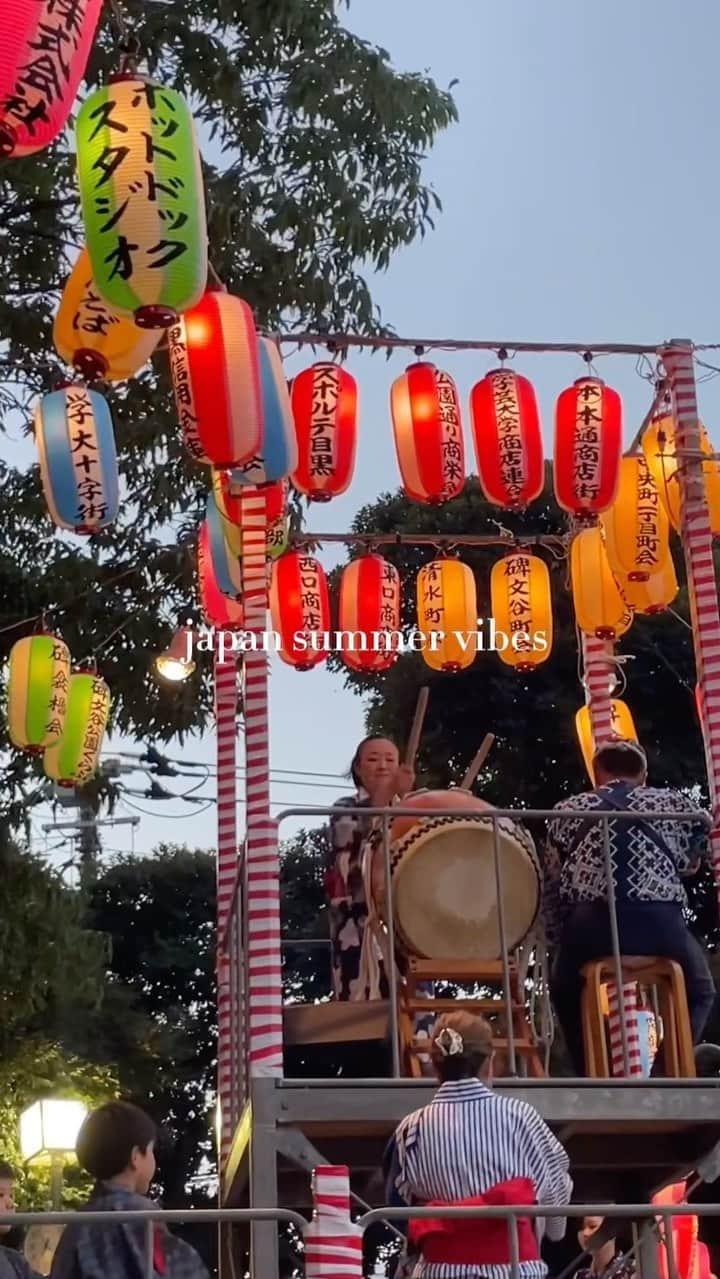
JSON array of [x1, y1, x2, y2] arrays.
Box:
[[50, 1102, 208, 1279], [0, 1162, 41, 1278]]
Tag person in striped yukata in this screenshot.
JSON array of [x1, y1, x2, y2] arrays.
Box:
[[389, 1012, 572, 1279]]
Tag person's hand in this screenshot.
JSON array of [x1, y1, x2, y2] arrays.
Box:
[[395, 763, 415, 798]]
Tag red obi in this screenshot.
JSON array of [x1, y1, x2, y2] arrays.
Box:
[[408, 1177, 539, 1266]]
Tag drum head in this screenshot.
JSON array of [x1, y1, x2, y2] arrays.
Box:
[[391, 815, 539, 960]]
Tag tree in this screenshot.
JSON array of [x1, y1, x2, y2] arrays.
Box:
[[0, 0, 457, 822]]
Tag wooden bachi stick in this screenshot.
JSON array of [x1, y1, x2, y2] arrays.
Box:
[[405, 687, 429, 767], [460, 733, 495, 790]]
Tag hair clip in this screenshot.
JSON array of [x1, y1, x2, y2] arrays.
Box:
[[436, 1027, 464, 1056]]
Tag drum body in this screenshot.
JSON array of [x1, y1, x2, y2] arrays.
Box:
[[369, 790, 540, 961]]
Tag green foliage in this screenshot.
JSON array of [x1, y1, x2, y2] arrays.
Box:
[[280, 826, 331, 1003]]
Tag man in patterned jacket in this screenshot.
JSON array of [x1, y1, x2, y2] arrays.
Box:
[[544, 739, 716, 1075]]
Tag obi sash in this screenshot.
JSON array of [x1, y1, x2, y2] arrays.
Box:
[[408, 1177, 539, 1266]]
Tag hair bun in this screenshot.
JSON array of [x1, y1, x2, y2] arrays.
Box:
[[435, 1026, 464, 1056]]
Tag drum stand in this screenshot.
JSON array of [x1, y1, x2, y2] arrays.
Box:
[[396, 956, 546, 1078]]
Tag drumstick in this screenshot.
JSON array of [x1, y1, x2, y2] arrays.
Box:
[[405, 686, 429, 767], [460, 733, 495, 790]]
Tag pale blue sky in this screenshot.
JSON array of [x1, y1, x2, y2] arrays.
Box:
[[31, 0, 720, 862]]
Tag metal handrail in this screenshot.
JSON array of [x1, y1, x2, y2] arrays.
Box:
[[357, 1203, 720, 1224]]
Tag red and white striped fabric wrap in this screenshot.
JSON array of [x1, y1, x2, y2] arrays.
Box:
[[304, 1166, 363, 1279]]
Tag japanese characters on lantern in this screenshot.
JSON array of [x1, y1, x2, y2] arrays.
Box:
[[169, 291, 262, 467], [35, 384, 119, 533], [7, 634, 70, 752], [575, 699, 639, 781], [0, 0, 103, 157], [206, 496, 242, 600], [54, 246, 161, 382], [490, 551, 552, 670], [44, 671, 110, 786], [211, 472, 289, 559], [570, 525, 627, 638], [291, 363, 357, 500], [642, 411, 720, 535], [416, 559, 477, 672], [223, 338, 298, 486], [554, 377, 622, 515], [617, 554, 679, 615], [197, 521, 244, 630], [470, 369, 543, 508], [338, 555, 401, 673], [391, 361, 465, 504], [601, 456, 670, 583], [269, 551, 330, 669], [76, 77, 207, 329]]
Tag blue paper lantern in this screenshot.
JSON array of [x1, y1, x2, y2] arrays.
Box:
[[224, 336, 297, 486], [34, 385, 119, 533], [206, 495, 242, 599]]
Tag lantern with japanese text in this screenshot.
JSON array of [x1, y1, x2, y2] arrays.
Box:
[[338, 555, 401, 673], [44, 671, 110, 787], [53, 247, 161, 382], [416, 559, 477, 672], [470, 369, 543, 508], [489, 551, 552, 671], [269, 551, 330, 669], [291, 363, 357, 500], [0, 0, 103, 158], [7, 635, 70, 752], [391, 362, 465, 504], [211, 472, 289, 559], [206, 497, 242, 599], [575, 699, 639, 780], [554, 378, 622, 515], [570, 526, 627, 638], [34, 384, 119, 533], [169, 290, 262, 466], [617, 556, 678, 615], [221, 338, 298, 486], [642, 412, 720, 535], [76, 76, 207, 329], [601, 456, 670, 583], [197, 522, 244, 631]]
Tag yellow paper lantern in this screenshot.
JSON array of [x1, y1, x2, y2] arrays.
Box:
[[44, 672, 110, 787], [416, 559, 477, 672], [601, 456, 670, 583], [489, 551, 553, 670], [53, 247, 161, 382], [617, 556, 679, 615], [570, 526, 627, 639], [7, 635, 70, 752], [642, 413, 720, 535], [575, 699, 639, 780]]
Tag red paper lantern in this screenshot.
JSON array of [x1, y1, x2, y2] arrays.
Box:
[[391, 361, 465, 504], [170, 290, 263, 467], [290, 363, 358, 500], [198, 521, 244, 630], [338, 555, 401, 673], [470, 369, 543, 508], [212, 472, 288, 531], [269, 551, 330, 669], [554, 377, 622, 516]]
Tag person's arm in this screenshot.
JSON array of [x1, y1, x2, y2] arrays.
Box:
[[542, 814, 565, 949], [668, 791, 710, 876], [518, 1103, 572, 1241]]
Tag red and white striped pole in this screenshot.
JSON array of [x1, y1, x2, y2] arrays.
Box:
[[606, 980, 643, 1077], [304, 1166, 364, 1279], [215, 645, 239, 1168], [240, 487, 283, 1074], [662, 341, 720, 904]]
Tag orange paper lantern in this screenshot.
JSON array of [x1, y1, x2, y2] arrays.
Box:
[[601, 456, 670, 583], [642, 412, 720, 535], [571, 525, 627, 639], [416, 558, 477, 672], [490, 551, 553, 670]]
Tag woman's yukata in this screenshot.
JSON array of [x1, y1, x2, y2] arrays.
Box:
[[325, 789, 386, 1001]]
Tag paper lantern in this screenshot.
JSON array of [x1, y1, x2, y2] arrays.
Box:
[[211, 472, 289, 560], [575, 699, 638, 780], [601, 456, 670, 583], [554, 377, 622, 515], [291, 363, 357, 500], [53, 246, 161, 382], [338, 555, 401, 673], [34, 384, 118, 533], [391, 361, 465, 504], [490, 551, 552, 671], [617, 556, 678, 615], [220, 338, 298, 486], [198, 522, 244, 631], [571, 526, 627, 638], [416, 559, 477, 672], [0, 0, 103, 158], [169, 290, 262, 466], [269, 551, 330, 669], [470, 369, 543, 508], [205, 497, 242, 600], [76, 76, 207, 329], [7, 634, 70, 752], [642, 412, 720, 535], [44, 671, 110, 787]]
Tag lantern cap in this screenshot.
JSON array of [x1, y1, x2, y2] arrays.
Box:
[[135, 304, 177, 330], [592, 738, 646, 768], [73, 348, 109, 382]]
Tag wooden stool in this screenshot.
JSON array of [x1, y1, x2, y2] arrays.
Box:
[[580, 956, 695, 1078], [398, 956, 545, 1079]]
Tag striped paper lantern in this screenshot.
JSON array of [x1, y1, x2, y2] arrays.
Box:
[[211, 472, 288, 559], [470, 369, 543, 508], [206, 496, 242, 600], [222, 338, 297, 486], [7, 634, 70, 752], [269, 551, 330, 669], [0, 0, 103, 157], [43, 671, 110, 786], [76, 76, 207, 329], [391, 361, 465, 504], [554, 378, 622, 516], [34, 385, 119, 533], [198, 521, 245, 630], [291, 363, 357, 500], [169, 291, 262, 467], [338, 554, 401, 672], [53, 246, 160, 382]]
